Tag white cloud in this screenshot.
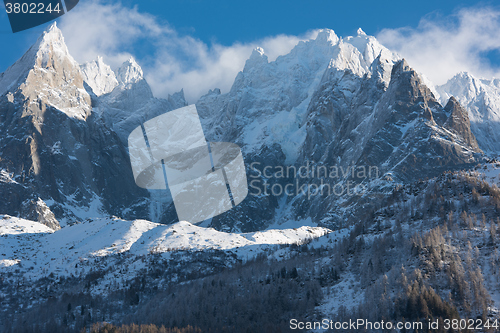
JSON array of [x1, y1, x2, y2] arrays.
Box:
[[59, 1, 164, 68], [377, 6, 500, 85], [145, 34, 311, 103], [63, 2, 500, 100], [58, 0, 311, 102]]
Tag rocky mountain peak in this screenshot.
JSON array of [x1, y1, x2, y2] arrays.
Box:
[[0, 23, 74, 94], [391, 59, 411, 76], [116, 57, 145, 87], [0, 22, 91, 121], [357, 28, 367, 36], [167, 89, 187, 107], [437, 71, 480, 103], [314, 29, 339, 46], [437, 72, 500, 154], [104, 57, 153, 114], [370, 54, 394, 87], [386, 59, 440, 115], [243, 47, 269, 72], [0, 25, 149, 226], [33, 22, 73, 65], [80, 56, 119, 96], [343, 29, 399, 69]]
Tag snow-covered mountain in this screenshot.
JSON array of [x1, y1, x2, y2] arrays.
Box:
[[2, 23, 500, 333], [0, 23, 153, 226], [0, 23, 488, 232], [0, 23, 188, 226], [197, 28, 399, 159], [80, 51, 188, 153], [437, 71, 500, 155], [0, 23, 91, 120], [0, 214, 329, 281], [80, 56, 118, 96], [195, 29, 484, 231]]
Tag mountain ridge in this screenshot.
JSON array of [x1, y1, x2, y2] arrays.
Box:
[[2, 23, 500, 333], [0, 23, 490, 232]]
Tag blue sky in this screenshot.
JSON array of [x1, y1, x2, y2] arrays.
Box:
[[1, 0, 500, 101], [138, 0, 492, 45]]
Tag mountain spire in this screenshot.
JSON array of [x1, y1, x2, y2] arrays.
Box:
[[80, 56, 119, 96], [0, 22, 91, 120], [116, 57, 145, 87], [357, 28, 367, 36], [243, 47, 268, 72]]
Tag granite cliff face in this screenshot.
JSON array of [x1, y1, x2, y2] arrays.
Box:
[[0, 25, 486, 231]]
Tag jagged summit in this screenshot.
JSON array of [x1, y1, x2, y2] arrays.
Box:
[[438, 71, 500, 154], [391, 58, 411, 76], [80, 56, 119, 96], [236, 28, 399, 98], [0, 22, 91, 120], [80, 55, 152, 100], [344, 29, 399, 68], [104, 56, 153, 115], [21, 22, 77, 73], [0, 21, 490, 233], [34, 22, 68, 54], [438, 71, 480, 102], [252, 47, 265, 57], [357, 28, 367, 36], [243, 47, 269, 72], [116, 56, 145, 86], [167, 88, 187, 106], [314, 28, 339, 45], [1, 22, 499, 333], [0, 24, 151, 225], [0, 22, 75, 97]]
